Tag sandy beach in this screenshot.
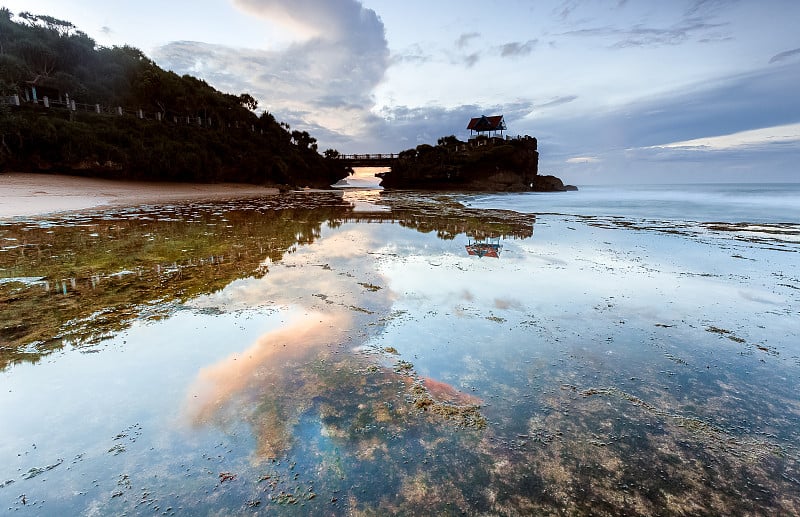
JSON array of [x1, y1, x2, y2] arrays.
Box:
[[0, 172, 280, 218]]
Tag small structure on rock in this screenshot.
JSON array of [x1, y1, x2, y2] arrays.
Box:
[[467, 115, 506, 138]]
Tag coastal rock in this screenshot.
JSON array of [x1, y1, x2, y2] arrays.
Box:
[[378, 135, 574, 192], [532, 175, 578, 192]]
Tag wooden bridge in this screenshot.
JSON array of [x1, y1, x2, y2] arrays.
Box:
[[337, 154, 398, 167]]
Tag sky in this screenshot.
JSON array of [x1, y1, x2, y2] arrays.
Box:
[[3, 0, 799, 184]]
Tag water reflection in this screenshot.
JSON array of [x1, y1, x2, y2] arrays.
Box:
[[465, 236, 503, 258], [187, 311, 352, 457], [2, 191, 799, 515], [0, 192, 534, 370]]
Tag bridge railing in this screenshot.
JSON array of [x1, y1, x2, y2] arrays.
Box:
[[338, 154, 398, 160]]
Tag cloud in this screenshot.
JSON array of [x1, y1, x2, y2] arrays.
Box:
[[390, 44, 432, 65], [555, 0, 580, 20], [365, 101, 534, 152], [559, 1, 732, 49], [532, 62, 800, 161], [769, 47, 800, 64], [153, 0, 388, 146], [612, 21, 727, 48], [536, 95, 578, 109], [456, 32, 481, 49], [684, 0, 738, 18], [497, 39, 538, 57], [566, 156, 601, 164], [647, 123, 800, 152], [563, 20, 727, 48], [531, 62, 800, 184], [463, 52, 481, 67]]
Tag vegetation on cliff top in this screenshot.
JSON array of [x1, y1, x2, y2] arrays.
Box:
[[0, 9, 348, 187]]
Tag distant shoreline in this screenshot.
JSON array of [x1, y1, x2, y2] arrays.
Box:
[[0, 172, 280, 219]]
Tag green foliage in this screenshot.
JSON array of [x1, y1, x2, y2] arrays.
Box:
[[0, 10, 347, 186]]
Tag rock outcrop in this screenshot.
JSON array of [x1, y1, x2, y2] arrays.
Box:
[[378, 135, 576, 192]]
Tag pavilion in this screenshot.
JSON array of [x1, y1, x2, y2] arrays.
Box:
[[466, 115, 506, 138]]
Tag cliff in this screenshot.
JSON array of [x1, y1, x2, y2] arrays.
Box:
[[377, 135, 576, 192], [0, 10, 348, 188]]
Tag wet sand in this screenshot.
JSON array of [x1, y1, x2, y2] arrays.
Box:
[[0, 172, 279, 218]]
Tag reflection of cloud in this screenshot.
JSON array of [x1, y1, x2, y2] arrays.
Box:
[[494, 298, 523, 310], [185, 311, 352, 456], [188, 227, 387, 312], [187, 311, 349, 422]]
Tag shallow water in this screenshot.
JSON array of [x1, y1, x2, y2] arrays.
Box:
[[1, 188, 799, 515]]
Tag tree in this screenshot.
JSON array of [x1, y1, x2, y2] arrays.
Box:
[[437, 135, 461, 147], [238, 93, 257, 111], [291, 130, 317, 152], [18, 12, 76, 37]]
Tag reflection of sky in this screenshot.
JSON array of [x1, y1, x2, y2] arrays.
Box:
[[2, 209, 799, 513]]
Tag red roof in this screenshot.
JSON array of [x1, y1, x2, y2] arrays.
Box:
[[465, 244, 501, 258], [467, 115, 506, 132]]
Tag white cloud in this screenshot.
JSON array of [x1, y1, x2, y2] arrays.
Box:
[[566, 156, 601, 164], [153, 0, 388, 146], [650, 123, 800, 151]]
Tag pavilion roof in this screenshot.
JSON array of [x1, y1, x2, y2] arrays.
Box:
[[466, 115, 506, 132]]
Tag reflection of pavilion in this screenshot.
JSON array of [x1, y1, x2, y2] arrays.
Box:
[[465, 236, 502, 258]]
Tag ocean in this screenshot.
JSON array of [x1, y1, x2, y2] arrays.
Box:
[[464, 183, 800, 223]]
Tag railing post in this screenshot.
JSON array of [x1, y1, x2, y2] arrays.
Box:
[[138, 109, 144, 119], [156, 112, 162, 121], [95, 104, 101, 114], [70, 100, 76, 111], [117, 106, 123, 115], [43, 96, 50, 108], [11, 94, 19, 106]]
